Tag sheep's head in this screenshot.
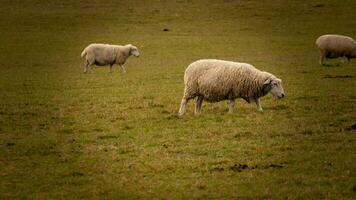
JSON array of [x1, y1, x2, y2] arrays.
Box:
[[264, 77, 285, 99], [129, 44, 140, 57]]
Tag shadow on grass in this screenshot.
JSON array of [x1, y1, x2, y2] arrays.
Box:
[[211, 163, 285, 173], [321, 63, 343, 67], [269, 104, 288, 110], [323, 75, 355, 79]]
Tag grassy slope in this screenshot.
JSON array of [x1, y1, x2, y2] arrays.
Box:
[[0, 0, 355, 199]]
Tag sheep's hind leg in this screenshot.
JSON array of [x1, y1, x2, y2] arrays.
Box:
[[319, 51, 326, 65], [195, 96, 204, 115], [109, 64, 114, 73], [178, 98, 189, 116], [228, 100, 235, 113], [343, 56, 351, 64], [83, 60, 90, 73], [255, 98, 263, 112], [178, 87, 196, 116], [120, 65, 126, 73]]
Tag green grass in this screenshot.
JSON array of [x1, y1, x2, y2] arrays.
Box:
[[0, 0, 355, 199]]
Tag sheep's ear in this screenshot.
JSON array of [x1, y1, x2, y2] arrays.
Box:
[[263, 78, 271, 86]]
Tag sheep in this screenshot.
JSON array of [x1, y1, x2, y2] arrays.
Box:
[[178, 59, 285, 116], [315, 34, 356, 65], [80, 43, 140, 73]]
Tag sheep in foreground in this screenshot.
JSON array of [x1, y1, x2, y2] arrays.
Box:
[[80, 44, 140, 73], [315, 34, 356, 65], [178, 59, 285, 116]]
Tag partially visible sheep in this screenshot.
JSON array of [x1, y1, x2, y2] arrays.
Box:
[[178, 59, 285, 116], [80, 44, 140, 73], [315, 34, 356, 65]]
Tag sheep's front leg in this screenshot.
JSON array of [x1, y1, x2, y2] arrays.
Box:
[[195, 96, 203, 115], [341, 57, 347, 63], [109, 64, 114, 73], [120, 65, 126, 73], [255, 98, 263, 112], [342, 56, 351, 64], [228, 100, 235, 113]]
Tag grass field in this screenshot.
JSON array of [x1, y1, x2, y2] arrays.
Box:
[[0, 0, 355, 199]]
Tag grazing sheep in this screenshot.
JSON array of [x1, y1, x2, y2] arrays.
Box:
[[315, 34, 356, 65], [80, 44, 140, 73], [178, 59, 285, 116]]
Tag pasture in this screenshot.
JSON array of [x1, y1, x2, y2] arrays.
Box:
[[0, 0, 355, 199]]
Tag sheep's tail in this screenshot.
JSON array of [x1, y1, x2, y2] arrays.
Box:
[[81, 49, 87, 58]]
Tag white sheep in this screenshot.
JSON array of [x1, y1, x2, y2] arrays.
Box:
[[178, 59, 285, 116], [315, 34, 356, 65], [80, 43, 140, 73]]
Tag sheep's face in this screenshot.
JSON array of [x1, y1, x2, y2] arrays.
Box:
[[265, 78, 285, 99], [130, 45, 140, 57]]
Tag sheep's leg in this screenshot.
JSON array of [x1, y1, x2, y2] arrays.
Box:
[[109, 64, 114, 73], [178, 98, 188, 116], [195, 96, 204, 115], [228, 100, 235, 113], [319, 51, 326, 65], [341, 56, 348, 63], [83, 60, 89, 73], [178, 87, 196, 116], [120, 65, 126, 73], [84, 57, 95, 73], [346, 56, 351, 63], [255, 98, 263, 112]]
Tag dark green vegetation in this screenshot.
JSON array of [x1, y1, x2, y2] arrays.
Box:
[[0, 0, 355, 199]]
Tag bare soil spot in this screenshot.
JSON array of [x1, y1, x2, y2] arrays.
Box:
[[98, 135, 119, 140], [212, 163, 285, 173], [230, 163, 256, 172], [313, 4, 325, 8], [345, 124, 356, 131], [7, 142, 15, 146], [71, 172, 84, 177]]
